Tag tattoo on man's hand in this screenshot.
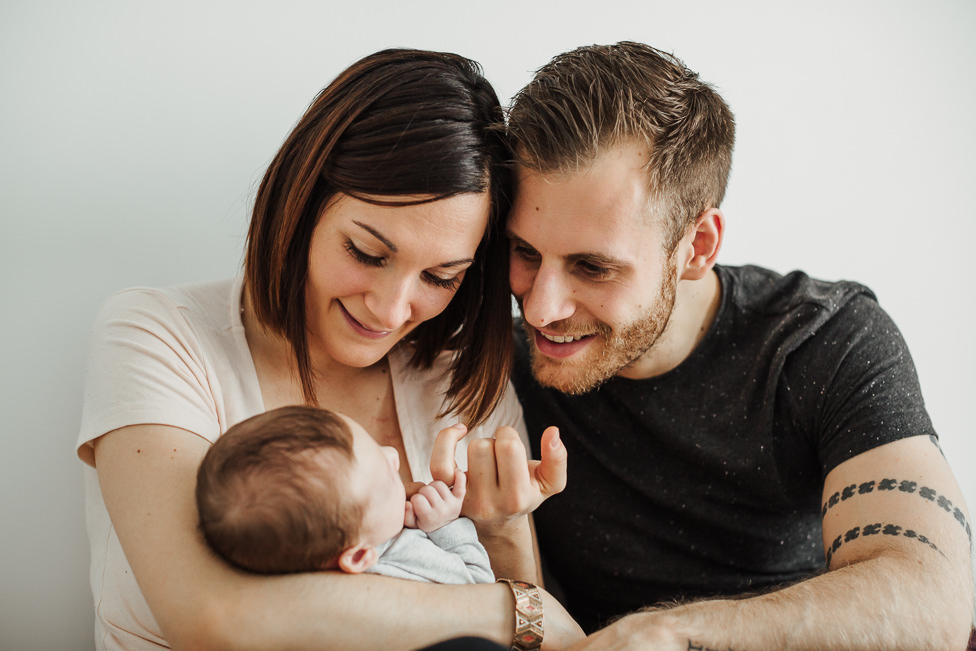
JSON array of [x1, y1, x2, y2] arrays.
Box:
[[688, 642, 736, 651], [821, 477, 971, 542]]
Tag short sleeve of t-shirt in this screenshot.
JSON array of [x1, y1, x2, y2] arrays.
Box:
[[783, 292, 936, 477], [77, 279, 261, 466]]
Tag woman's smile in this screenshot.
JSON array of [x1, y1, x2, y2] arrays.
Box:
[[338, 300, 394, 339]]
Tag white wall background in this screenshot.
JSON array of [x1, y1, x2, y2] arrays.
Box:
[[2, 1, 973, 648]]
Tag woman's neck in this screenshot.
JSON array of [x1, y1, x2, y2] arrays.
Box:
[[240, 287, 408, 476]]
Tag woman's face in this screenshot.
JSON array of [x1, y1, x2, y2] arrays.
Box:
[[305, 192, 491, 370]]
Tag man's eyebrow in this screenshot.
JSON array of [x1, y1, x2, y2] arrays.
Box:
[[568, 252, 629, 270], [354, 220, 474, 268], [353, 221, 397, 253]]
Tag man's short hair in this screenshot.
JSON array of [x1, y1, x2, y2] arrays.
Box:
[[507, 41, 735, 250], [196, 406, 363, 574]]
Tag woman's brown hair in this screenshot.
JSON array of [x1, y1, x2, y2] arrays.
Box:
[[245, 49, 513, 427]]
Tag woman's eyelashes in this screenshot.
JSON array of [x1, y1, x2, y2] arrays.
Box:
[[422, 271, 462, 291], [343, 240, 384, 267], [344, 239, 463, 291]]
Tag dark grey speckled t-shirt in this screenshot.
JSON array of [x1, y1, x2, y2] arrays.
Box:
[[512, 264, 935, 634]]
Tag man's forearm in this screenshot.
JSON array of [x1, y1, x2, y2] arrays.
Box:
[[577, 551, 972, 651]]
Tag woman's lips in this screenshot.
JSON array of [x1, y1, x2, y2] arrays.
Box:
[[338, 301, 391, 340]]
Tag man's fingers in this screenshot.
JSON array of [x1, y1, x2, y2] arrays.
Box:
[[429, 424, 468, 484], [534, 426, 568, 496]]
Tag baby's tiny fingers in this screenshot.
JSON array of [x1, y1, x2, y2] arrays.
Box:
[[404, 501, 417, 529], [451, 469, 467, 499], [411, 492, 434, 516], [427, 480, 454, 502]]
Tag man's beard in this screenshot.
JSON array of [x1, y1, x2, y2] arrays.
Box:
[[523, 259, 678, 395]]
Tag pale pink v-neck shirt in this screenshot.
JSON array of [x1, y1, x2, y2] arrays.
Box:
[[77, 277, 527, 650]]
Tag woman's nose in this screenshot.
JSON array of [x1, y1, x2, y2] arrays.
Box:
[[364, 274, 414, 331]]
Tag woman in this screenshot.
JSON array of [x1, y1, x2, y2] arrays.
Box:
[[77, 49, 577, 650]]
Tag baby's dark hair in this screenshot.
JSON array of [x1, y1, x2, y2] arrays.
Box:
[[196, 406, 363, 574]]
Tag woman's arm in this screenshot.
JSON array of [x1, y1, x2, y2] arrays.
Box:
[[458, 426, 567, 582], [95, 423, 564, 651]]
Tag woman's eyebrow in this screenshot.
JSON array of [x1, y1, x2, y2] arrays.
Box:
[[353, 220, 474, 268], [438, 257, 476, 269], [353, 221, 397, 252]]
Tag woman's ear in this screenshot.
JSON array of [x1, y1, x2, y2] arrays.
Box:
[[677, 208, 724, 281], [336, 544, 378, 574]]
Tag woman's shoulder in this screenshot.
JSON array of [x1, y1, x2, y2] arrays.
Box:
[[95, 277, 241, 331], [101, 278, 241, 312]]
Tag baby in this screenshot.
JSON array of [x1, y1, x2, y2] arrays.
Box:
[[196, 405, 494, 583]]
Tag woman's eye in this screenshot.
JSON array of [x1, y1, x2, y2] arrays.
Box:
[[422, 272, 462, 291], [344, 241, 384, 267]]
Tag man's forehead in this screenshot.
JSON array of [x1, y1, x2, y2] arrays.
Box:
[[509, 153, 657, 256], [507, 209, 647, 266]]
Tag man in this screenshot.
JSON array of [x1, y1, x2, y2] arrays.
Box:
[[506, 42, 973, 650]]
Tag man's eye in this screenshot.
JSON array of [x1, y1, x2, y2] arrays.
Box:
[[512, 243, 540, 260], [344, 241, 384, 267], [576, 261, 611, 279]]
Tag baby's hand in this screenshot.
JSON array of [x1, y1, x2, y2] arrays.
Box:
[[403, 469, 466, 533]]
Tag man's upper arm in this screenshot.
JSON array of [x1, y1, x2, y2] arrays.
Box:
[[821, 435, 972, 574]]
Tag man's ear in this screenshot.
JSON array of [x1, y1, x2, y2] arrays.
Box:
[[336, 544, 378, 574], [677, 208, 724, 281]]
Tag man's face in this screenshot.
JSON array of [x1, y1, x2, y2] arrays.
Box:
[[508, 142, 678, 394]]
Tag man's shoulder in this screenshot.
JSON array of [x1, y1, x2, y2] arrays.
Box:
[[717, 264, 875, 318]]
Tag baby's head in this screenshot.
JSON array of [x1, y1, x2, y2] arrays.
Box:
[[196, 405, 406, 574]]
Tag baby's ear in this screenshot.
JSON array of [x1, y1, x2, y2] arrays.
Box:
[[336, 544, 378, 574]]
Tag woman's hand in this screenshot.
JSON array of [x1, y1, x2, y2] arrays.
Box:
[[540, 588, 587, 650], [427, 423, 567, 581], [459, 425, 567, 526]]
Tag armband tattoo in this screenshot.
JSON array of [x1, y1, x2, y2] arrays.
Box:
[[825, 522, 944, 565], [821, 477, 971, 543]]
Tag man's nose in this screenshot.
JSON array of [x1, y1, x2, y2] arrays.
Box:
[[521, 265, 576, 328]]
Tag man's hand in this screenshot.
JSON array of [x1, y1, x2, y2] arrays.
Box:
[[404, 470, 466, 533], [566, 612, 683, 650]]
